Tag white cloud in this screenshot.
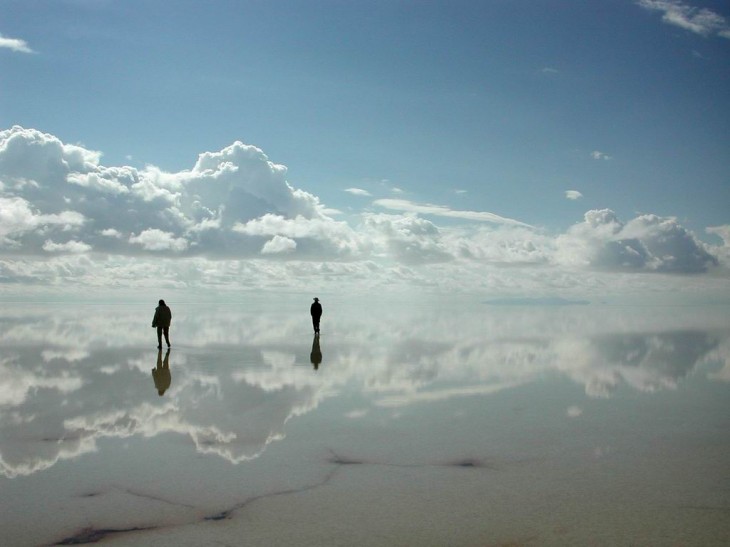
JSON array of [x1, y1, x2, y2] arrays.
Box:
[[100, 228, 122, 238], [638, 0, 730, 38], [565, 190, 583, 200], [373, 198, 532, 228], [705, 225, 730, 267], [0, 126, 349, 259], [233, 214, 367, 258], [0, 33, 34, 54], [344, 188, 371, 197], [67, 170, 131, 195], [556, 209, 718, 273], [129, 229, 189, 252], [706, 225, 730, 246], [363, 213, 452, 264], [0, 127, 726, 297], [261, 235, 297, 254], [590, 151, 612, 160], [42, 240, 92, 254], [567, 406, 583, 418], [443, 224, 552, 266], [0, 196, 85, 244]]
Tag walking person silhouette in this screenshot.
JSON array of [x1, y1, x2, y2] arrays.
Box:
[[152, 299, 172, 349], [310, 297, 322, 335]]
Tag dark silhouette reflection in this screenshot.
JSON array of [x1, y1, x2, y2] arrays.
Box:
[[152, 348, 171, 396], [310, 334, 322, 371]]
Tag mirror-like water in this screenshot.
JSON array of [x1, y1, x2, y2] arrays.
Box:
[[0, 301, 728, 546]]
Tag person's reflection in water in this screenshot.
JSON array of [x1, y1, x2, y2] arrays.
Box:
[[310, 334, 322, 371], [152, 348, 171, 396]]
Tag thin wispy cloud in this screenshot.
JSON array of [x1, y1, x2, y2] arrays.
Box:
[[0, 33, 35, 54], [638, 0, 730, 38], [591, 151, 612, 160], [565, 190, 583, 200], [344, 188, 371, 197], [373, 198, 532, 227]]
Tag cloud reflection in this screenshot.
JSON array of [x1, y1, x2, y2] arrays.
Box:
[[0, 303, 727, 477]]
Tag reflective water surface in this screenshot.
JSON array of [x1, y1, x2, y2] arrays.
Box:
[[0, 300, 728, 546]]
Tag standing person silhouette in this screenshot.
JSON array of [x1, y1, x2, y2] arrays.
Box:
[[152, 299, 172, 349], [310, 297, 322, 335]]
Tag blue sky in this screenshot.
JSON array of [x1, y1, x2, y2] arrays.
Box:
[[0, 0, 729, 300]]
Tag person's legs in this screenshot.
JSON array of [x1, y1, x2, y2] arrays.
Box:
[[163, 326, 170, 347], [314, 318, 320, 333], [156, 327, 163, 348]]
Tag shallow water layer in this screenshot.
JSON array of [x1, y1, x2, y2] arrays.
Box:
[[0, 301, 728, 546]]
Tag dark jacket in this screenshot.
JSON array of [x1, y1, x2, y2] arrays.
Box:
[[310, 302, 322, 318], [152, 305, 172, 328]]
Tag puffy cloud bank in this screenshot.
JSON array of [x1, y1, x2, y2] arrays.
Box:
[[557, 209, 718, 273], [0, 126, 363, 260], [0, 126, 727, 295]]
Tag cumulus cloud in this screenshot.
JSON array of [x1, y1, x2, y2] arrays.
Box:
[[261, 235, 297, 254], [0, 33, 34, 54], [0, 126, 358, 260], [129, 229, 189, 252], [638, 0, 730, 38], [233, 214, 367, 258], [0, 196, 85, 245], [42, 240, 92, 254], [705, 225, 730, 267], [444, 225, 552, 266], [363, 213, 453, 264], [556, 209, 718, 273], [0, 126, 725, 294], [100, 228, 122, 238]]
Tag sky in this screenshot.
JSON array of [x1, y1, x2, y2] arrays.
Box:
[[0, 0, 729, 301]]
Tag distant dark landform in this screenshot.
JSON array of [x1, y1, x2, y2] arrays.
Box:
[[483, 297, 590, 306]]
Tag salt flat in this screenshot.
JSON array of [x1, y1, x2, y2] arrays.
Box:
[[0, 300, 728, 546]]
